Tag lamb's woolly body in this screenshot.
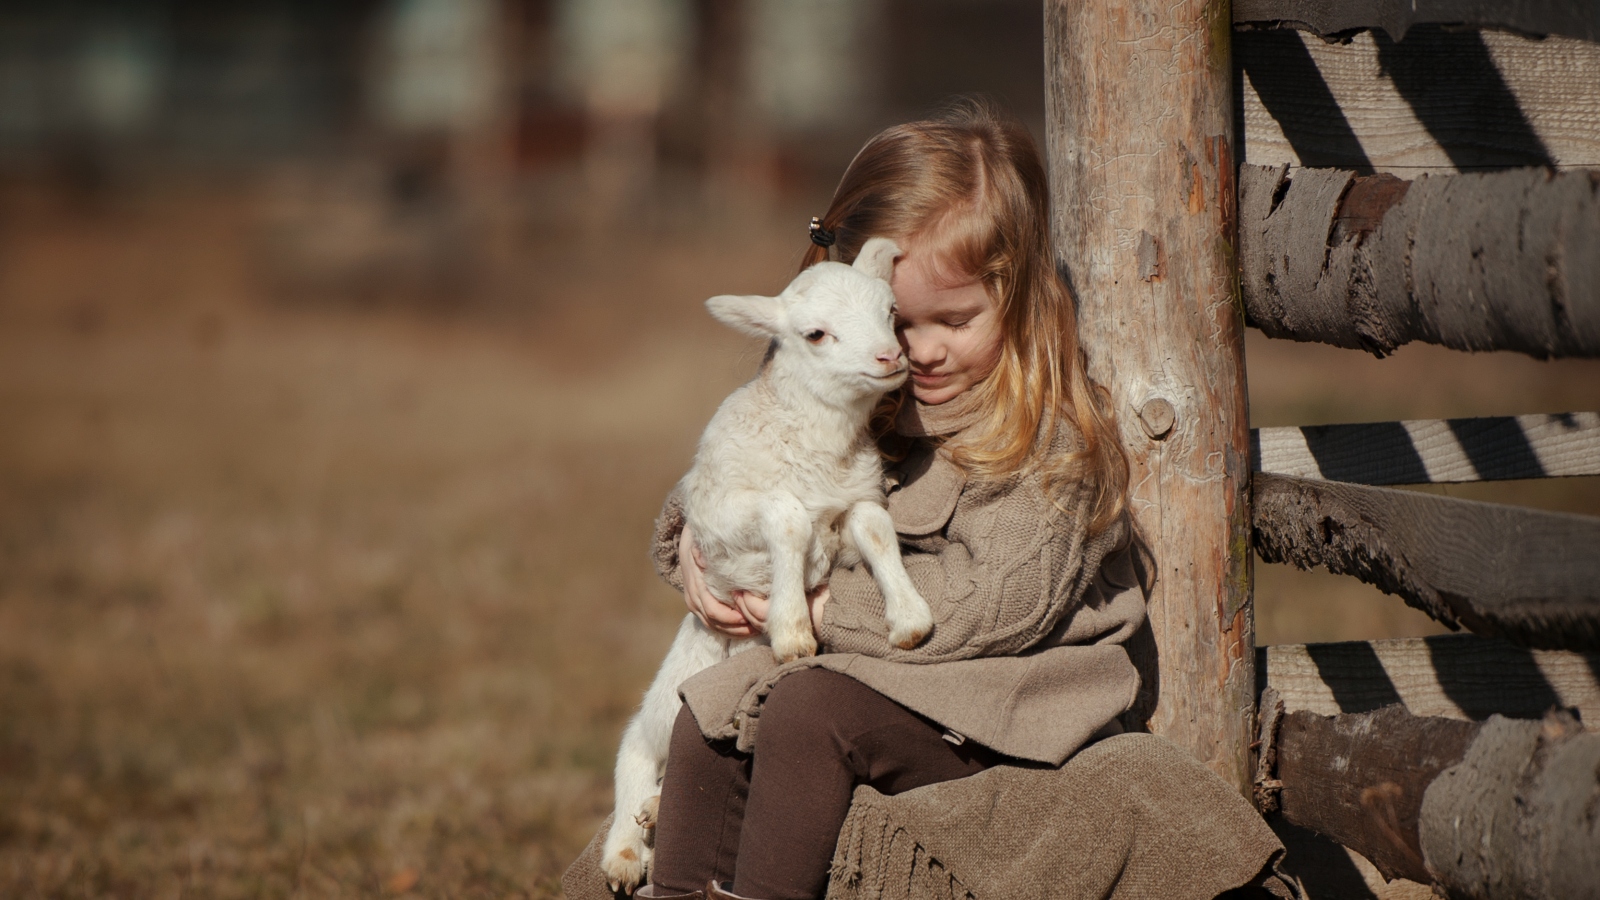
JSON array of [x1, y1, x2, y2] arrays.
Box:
[[600, 238, 934, 893], [684, 369, 885, 600]]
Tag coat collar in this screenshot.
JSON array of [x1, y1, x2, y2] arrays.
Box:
[[885, 388, 985, 535], [893, 388, 986, 438], [886, 443, 966, 535]]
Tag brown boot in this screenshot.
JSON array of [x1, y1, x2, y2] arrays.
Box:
[[704, 881, 763, 900], [636, 884, 703, 899]]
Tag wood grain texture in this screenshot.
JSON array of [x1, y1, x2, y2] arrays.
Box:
[[1252, 687, 1285, 814], [1238, 164, 1600, 358], [1252, 474, 1600, 650], [1046, 0, 1255, 793], [1419, 711, 1600, 899], [1237, 28, 1600, 174], [1233, 0, 1600, 43], [1252, 412, 1600, 484], [1275, 705, 1481, 883], [1259, 635, 1600, 723]]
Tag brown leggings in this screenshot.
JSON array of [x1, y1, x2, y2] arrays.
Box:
[[650, 668, 1000, 900]]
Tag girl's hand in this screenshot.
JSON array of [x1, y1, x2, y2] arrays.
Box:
[[729, 584, 831, 637], [680, 526, 758, 638]]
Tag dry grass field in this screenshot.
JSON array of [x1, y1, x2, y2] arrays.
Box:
[[1, 179, 1596, 898]]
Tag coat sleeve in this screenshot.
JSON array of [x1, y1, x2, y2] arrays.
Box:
[[650, 485, 688, 592], [817, 475, 1126, 663]]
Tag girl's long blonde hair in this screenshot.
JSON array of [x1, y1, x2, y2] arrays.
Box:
[[803, 99, 1129, 534]]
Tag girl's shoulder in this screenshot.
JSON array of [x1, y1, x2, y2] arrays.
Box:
[[1041, 410, 1087, 453]]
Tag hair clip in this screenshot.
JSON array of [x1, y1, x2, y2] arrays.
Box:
[[809, 216, 836, 248]]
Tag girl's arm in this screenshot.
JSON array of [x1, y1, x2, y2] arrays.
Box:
[[649, 487, 689, 591]]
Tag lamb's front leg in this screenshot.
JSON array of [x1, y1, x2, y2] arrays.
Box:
[[757, 492, 817, 663], [601, 615, 726, 894], [844, 501, 933, 649]]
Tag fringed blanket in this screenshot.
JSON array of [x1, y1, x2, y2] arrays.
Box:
[[563, 734, 1297, 900]]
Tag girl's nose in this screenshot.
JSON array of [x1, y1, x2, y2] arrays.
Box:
[[902, 331, 942, 367]]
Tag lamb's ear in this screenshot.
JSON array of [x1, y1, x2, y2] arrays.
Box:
[[852, 237, 903, 283], [706, 294, 785, 338]]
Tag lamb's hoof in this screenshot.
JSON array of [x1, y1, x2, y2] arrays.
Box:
[[635, 795, 660, 832], [602, 817, 652, 894], [601, 845, 648, 896], [887, 602, 934, 649], [889, 621, 932, 650], [770, 631, 818, 663]]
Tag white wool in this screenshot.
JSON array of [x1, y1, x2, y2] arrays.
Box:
[[601, 238, 934, 892]]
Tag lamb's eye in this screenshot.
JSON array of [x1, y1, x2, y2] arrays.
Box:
[[803, 329, 827, 344]]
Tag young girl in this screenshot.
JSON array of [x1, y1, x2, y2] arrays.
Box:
[[629, 100, 1147, 900], [562, 98, 1289, 900]]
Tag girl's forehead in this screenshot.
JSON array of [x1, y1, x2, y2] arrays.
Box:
[[895, 234, 974, 280], [891, 249, 992, 314], [893, 276, 992, 320]]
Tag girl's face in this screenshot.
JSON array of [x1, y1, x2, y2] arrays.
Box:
[[889, 246, 1003, 405]]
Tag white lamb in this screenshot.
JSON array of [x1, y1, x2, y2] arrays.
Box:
[[600, 237, 935, 893]]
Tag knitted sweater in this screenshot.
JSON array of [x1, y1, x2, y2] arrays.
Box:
[[649, 391, 1146, 764]]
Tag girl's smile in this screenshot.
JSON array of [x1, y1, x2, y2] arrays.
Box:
[[889, 246, 1003, 405]]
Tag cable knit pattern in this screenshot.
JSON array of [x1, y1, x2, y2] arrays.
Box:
[[818, 440, 1124, 663]]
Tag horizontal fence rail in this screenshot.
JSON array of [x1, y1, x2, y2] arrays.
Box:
[[1252, 474, 1600, 650], [1263, 699, 1477, 885], [1251, 412, 1600, 484], [1234, 27, 1600, 173], [1259, 636, 1600, 893], [1258, 697, 1600, 896], [1234, 0, 1600, 43], [1238, 164, 1600, 358], [1257, 635, 1600, 722]]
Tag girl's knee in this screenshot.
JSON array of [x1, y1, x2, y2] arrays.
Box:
[[761, 669, 863, 740], [764, 667, 844, 709], [667, 703, 704, 756]]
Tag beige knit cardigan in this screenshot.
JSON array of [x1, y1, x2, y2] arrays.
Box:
[[650, 391, 1145, 765]]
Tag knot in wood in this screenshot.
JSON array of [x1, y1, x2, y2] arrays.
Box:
[[1138, 397, 1176, 440]]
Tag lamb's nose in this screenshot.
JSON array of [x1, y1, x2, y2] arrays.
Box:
[[875, 348, 904, 366]]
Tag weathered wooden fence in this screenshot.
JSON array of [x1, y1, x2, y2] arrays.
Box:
[[1050, 1, 1600, 897]]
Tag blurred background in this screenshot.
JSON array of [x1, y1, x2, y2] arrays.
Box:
[[0, 1, 1595, 896]]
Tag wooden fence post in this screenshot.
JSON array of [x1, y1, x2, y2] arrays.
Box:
[[1044, 0, 1255, 793]]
